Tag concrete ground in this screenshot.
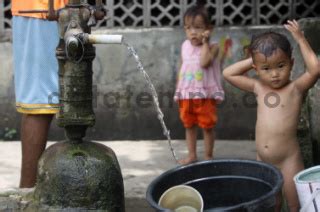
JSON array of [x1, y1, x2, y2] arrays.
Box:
[[0, 140, 256, 211]]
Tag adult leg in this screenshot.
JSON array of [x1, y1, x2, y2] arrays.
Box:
[[203, 128, 214, 160], [20, 114, 53, 188], [179, 126, 197, 165]]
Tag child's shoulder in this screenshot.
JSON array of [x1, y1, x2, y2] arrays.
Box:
[[255, 80, 296, 93], [248, 79, 266, 94], [181, 39, 191, 48], [181, 40, 197, 53]]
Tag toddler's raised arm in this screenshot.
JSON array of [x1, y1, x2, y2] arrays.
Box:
[[285, 20, 320, 92], [200, 30, 219, 68], [223, 58, 256, 92]]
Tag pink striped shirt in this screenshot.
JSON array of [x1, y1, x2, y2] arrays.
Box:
[[174, 40, 225, 101]]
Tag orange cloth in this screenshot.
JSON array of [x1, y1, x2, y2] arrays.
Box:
[[179, 99, 217, 129], [11, 0, 68, 19]]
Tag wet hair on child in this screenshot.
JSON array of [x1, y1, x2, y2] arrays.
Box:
[[183, 4, 211, 27], [250, 31, 292, 59]]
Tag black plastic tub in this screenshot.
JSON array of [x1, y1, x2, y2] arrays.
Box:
[[146, 159, 283, 212]]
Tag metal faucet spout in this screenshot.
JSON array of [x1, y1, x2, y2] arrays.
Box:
[[66, 36, 79, 52]]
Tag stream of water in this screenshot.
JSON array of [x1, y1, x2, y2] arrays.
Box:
[[123, 40, 179, 163]]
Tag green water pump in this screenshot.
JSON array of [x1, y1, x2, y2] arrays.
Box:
[[22, 0, 125, 210]]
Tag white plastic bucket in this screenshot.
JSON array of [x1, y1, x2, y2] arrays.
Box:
[[158, 185, 203, 212], [294, 166, 320, 212]]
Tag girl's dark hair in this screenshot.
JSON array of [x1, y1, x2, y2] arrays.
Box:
[[183, 3, 211, 26], [250, 31, 292, 58]]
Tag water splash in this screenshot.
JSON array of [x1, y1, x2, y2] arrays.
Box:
[[123, 40, 179, 163]]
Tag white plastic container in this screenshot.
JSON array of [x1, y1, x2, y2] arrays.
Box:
[[158, 185, 203, 212], [294, 166, 320, 212]]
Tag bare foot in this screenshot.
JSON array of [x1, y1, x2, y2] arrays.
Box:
[[178, 157, 197, 165], [204, 156, 213, 161]]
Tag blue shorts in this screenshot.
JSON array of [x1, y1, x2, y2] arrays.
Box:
[[12, 16, 60, 114]]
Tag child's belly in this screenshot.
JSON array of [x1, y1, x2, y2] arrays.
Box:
[[256, 142, 288, 165], [255, 127, 299, 166]]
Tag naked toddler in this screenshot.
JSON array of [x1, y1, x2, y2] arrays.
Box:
[[223, 20, 320, 211]]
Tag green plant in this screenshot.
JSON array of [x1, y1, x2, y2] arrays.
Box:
[[3, 127, 17, 140]]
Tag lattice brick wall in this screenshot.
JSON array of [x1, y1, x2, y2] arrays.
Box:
[[96, 0, 320, 27], [1, 0, 320, 32]]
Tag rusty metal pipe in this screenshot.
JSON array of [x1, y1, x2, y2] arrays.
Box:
[[47, 0, 58, 20], [96, 0, 103, 8], [48, 0, 54, 14], [68, 0, 81, 5]]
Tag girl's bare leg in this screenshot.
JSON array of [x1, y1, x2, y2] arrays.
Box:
[[203, 128, 214, 160], [179, 126, 197, 165]]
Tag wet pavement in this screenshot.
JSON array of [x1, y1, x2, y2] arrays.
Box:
[[0, 140, 256, 211]]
